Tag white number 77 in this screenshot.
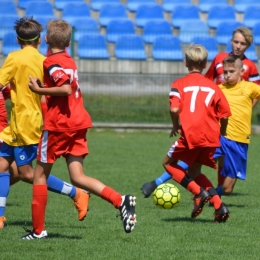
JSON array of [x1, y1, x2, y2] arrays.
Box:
[[184, 86, 215, 112]]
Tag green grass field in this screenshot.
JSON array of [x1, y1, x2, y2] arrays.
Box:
[[1, 129, 260, 260]]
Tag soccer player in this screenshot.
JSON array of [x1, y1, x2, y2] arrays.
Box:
[[152, 44, 231, 222], [21, 20, 137, 239], [141, 26, 260, 196], [0, 17, 90, 229]]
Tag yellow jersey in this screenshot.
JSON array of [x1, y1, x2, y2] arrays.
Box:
[[219, 80, 260, 144], [0, 46, 45, 146]]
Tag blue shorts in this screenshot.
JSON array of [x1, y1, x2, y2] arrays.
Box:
[[0, 142, 38, 167], [214, 136, 248, 180]]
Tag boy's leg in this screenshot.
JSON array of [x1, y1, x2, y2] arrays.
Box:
[[194, 174, 230, 222], [67, 155, 137, 233], [164, 157, 210, 218], [0, 173, 10, 228], [141, 161, 189, 198], [21, 161, 51, 239]]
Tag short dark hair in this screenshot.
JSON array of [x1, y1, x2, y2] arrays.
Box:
[[223, 54, 243, 68], [15, 16, 43, 45]]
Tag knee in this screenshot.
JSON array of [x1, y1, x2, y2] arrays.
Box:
[[18, 169, 33, 183]]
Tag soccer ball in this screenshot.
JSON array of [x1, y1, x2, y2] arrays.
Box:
[[153, 183, 181, 209]]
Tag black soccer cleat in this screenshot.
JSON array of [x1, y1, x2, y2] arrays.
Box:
[[191, 188, 211, 218], [214, 203, 230, 223], [141, 181, 157, 198], [119, 195, 137, 233]]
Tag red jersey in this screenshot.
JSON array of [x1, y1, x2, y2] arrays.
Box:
[[169, 73, 231, 149], [43, 51, 92, 131], [205, 52, 260, 85]]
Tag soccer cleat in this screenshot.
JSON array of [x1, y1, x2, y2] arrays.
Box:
[[191, 188, 211, 218], [214, 203, 230, 223], [0, 216, 6, 228], [141, 181, 157, 198], [73, 188, 90, 221], [21, 228, 48, 240], [119, 195, 137, 233]]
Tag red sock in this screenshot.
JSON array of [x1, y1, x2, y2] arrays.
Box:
[[195, 174, 221, 209], [32, 184, 48, 235], [217, 166, 225, 187], [100, 186, 122, 209], [166, 165, 200, 195]]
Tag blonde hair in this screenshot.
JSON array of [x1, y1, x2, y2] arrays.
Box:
[[185, 44, 208, 69], [46, 20, 71, 49], [232, 26, 253, 47]]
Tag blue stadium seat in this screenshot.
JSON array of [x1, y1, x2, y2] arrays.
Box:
[[62, 2, 91, 24], [18, 0, 48, 10], [171, 5, 200, 29], [198, 0, 228, 13], [216, 21, 243, 45], [253, 22, 260, 45], [152, 36, 183, 61], [226, 41, 258, 62], [54, 0, 84, 11], [25, 1, 55, 20], [77, 34, 110, 59], [0, 15, 20, 40], [37, 16, 57, 33], [70, 17, 99, 42], [143, 20, 172, 44], [106, 19, 135, 43], [191, 36, 218, 60], [234, 0, 260, 13], [162, 0, 192, 13], [115, 35, 147, 60], [243, 6, 260, 29], [179, 20, 208, 44], [0, 1, 17, 16], [127, 0, 156, 12], [207, 5, 236, 29], [91, 0, 120, 11], [2, 32, 20, 56], [99, 3, 128, 27], [135, 4, 164, 28]]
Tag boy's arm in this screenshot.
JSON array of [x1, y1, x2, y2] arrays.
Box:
[[220, 117, 228, 136], [169, 107, 180, 137], [28, 76, 71, 96]]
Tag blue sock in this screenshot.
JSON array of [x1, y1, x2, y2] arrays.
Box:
[[0, 173, 10, 217], [155, 161, 189, 186], [216, 185, 224, 196], [155, 172, 171, 186], [177, 161, 189, 170], [47, 174, 76, 199]]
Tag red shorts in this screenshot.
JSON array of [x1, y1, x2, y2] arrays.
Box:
[[37, 129, 89, 163], [167, 136, 217, 169]]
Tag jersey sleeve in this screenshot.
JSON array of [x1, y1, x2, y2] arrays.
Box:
[[250, 82, 260, 99], [215, 89, 232, 119], [248, 62, 260, 84], [204, 58, 217, 81], [44, 60, 70, 87], [0, 55, 16, 86], [169, 84, 180, 109]]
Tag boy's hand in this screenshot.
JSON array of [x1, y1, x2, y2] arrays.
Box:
[[28, 76, 43, 92]]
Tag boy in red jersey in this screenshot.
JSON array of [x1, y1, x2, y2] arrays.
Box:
[[161, 44, 231, 222], [0, 17, 90, 229], [21, 20, 137, 239]]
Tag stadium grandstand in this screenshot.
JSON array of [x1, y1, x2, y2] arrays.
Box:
[[1, 0, 260, 125]]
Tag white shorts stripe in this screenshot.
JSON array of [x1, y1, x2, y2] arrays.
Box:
[[61, 182, 73, 195], [0, 197, 7, 207], [40, 131, 49, 163]]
